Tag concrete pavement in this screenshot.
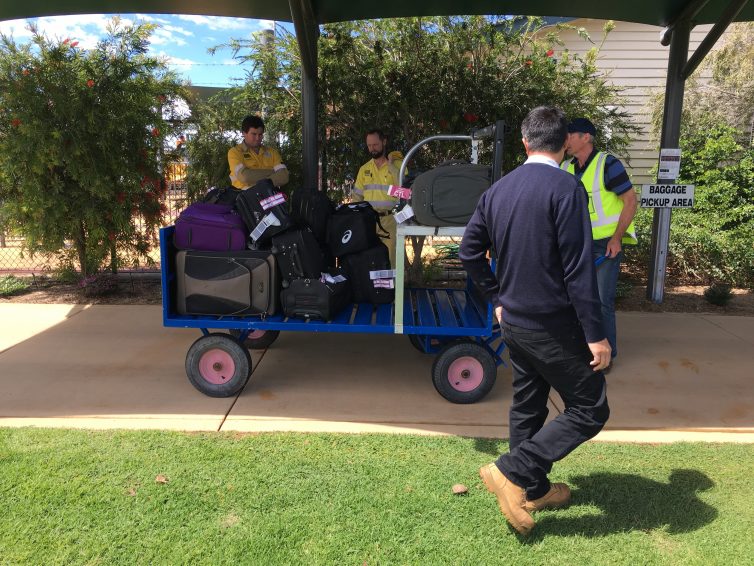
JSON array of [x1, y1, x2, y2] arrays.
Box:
[[1, 304, 752, 442]]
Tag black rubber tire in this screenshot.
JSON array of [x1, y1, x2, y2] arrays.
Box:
[[229, 329, 280, 350], [408, 333, 429, 353], [431, 341, 496, 404], [185, 333, 252, 397]]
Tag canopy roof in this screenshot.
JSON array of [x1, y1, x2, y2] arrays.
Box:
[[1, 0, 752, 28]]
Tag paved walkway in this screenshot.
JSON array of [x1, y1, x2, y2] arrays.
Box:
[[1, 304, 752, 442]]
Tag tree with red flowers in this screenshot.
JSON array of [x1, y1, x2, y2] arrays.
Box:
[[0, 19, 186, 277]]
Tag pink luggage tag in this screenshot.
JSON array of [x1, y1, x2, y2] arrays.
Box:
[[387, 185, 412, 199]]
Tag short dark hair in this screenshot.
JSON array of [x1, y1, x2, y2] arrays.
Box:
[[520, 106, 568, 153], [366, 128, 386, 141], [241, 115, 265, 133]]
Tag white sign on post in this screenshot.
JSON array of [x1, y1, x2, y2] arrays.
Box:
[[640, 184, 695, 208], [658, 148, 682, 179]]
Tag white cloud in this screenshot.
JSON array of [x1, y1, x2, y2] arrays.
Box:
[[0, 14, 128, 47], [156, 52, 199, 69], [176, 14, 266, 32]]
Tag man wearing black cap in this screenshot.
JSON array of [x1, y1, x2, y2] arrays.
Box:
[[461, 106, 611, 535], [562, 118, 637, 373]]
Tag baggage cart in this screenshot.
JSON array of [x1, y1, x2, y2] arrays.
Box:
[[161, 121, 508, 403]]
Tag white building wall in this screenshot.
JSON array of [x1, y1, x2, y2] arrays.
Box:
[[547, 19, 717, 185]]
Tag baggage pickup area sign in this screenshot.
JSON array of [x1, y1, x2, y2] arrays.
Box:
[[640, 184, 695, 208]]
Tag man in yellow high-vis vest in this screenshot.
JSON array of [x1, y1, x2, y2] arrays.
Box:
[[353, 129, 403, 267], [562, 118, 637, 373]]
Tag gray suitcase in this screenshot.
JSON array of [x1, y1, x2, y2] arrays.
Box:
[[410, 162, 491, 226], [175, 250, 278, 316]]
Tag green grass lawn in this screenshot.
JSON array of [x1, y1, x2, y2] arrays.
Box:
[[1, 429, 752, 565]]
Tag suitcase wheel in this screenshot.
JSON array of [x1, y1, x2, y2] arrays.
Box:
[[431, 341, 496, 404], [185, 333, 252, 397], [229, 329, 280, 350]]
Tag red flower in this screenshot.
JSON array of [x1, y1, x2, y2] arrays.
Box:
[[62, 38, 70, 45], [525, 60, 533, 66], [70, 41, 79, 48], [22, 69, 30, 76], [151, 127, 160, 137], [157, 95, 166, 103], [116, 192, 125, 203], [546, 49, 555, 57], [466, 63, 473, 69], [108, 231, 116, 243], [11, 118, 22, 128], [463, 112, 479, 123], [86, 79, 95, 88]]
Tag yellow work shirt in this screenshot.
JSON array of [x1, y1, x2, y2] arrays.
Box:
[[353, 158, 402, 211], [228, 142, 285, 189]]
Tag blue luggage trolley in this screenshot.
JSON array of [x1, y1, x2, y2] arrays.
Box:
[[160, 122, 507, 403]]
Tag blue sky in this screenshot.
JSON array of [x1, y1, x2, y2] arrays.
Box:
[[0, 13, 294, 87]]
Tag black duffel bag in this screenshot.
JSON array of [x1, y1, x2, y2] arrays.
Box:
[[327, 201, 387, 258]]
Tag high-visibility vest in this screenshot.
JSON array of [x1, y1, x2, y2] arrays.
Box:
[[562, 152, 637, 244]]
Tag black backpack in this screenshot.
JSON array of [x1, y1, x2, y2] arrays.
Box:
[[327, 201, 388, 258]]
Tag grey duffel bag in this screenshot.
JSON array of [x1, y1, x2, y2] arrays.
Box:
[[410, 161, 491, 226]]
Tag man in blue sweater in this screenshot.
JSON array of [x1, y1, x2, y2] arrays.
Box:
[[460, 106, 611, 536]]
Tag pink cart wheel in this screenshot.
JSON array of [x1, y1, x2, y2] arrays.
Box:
[[229, 329, 280, 350], [186, 333, 251, 397], [432, 341, 497, 404], [446, 356, 484, 392], [197, 349, 236, 385]]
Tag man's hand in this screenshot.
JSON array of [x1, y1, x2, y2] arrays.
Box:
[[605, 236, 622, 258], [588, 339, 612, 371], [494, 305, 503, 324]]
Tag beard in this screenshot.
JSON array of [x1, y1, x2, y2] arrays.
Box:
[[369, 149, 385, 159]]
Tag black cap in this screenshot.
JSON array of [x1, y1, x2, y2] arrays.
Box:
[[567, 118, 596, 136]]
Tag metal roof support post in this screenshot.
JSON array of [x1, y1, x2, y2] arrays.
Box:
[[290, 0, 320, 189], [647, 18, 691, 303]]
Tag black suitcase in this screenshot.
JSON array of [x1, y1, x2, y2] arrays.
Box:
[[281, 274, 352, 321], [175, 249, 279, 316], [327, 201, 385, 257], [235, 179, 292, 244], [289, 187, 335, 244], [339, 242, 395, 304], [203, 185, 242, 206], [271, 227, 326, 284], [411, 161, 491, 226]]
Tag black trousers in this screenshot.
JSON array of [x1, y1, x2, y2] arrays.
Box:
[[496, 321, 610, 500]]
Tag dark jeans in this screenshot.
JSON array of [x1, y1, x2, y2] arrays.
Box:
[[593, 237, 622, 359], [496, 321, 610, 500]]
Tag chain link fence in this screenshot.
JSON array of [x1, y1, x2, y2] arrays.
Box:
[[1, 162, 466, 284], [0, 162, 190, 275]]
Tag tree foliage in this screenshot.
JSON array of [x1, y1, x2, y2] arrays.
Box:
[[0, 19, 186, 276], [187, 16, 637, 202]]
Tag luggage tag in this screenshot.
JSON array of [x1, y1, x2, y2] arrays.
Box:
[[369, 269, 396, 280], [373, 279, 395, 289], [321, 273, 347, 284], [387, 185, 412, 199], [259, 192, 286, 210], [394, 205, 414, 224], [249, 212, 281, 242]]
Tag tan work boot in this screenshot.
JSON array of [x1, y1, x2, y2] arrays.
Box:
[[479, 463, 535, 536], [523, 483, 572, 512]]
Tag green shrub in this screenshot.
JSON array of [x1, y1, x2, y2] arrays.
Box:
[[703, 283, 733, 306], [0, 275, 29, 296]]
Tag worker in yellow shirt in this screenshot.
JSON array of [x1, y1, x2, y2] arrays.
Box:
[[354, 129, 404, 267], [228, 115, 289, 190]]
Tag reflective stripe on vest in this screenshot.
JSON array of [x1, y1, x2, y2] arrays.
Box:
[[361, 183, 398, 211], [562, 153, 637, 244]]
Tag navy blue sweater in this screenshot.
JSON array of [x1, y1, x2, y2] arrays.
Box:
[[460, 162, 605, 342]]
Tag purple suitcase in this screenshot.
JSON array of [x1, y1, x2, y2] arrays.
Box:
[[174, 202, 247, 251]]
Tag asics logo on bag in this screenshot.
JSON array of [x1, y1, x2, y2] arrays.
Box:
[[341, 230, 352, 244]]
